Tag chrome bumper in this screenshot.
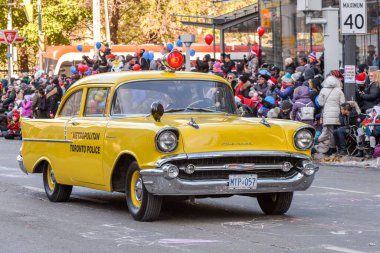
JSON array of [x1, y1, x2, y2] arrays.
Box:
[[17, 155, 28, 174], [141, 170, 316, 196]]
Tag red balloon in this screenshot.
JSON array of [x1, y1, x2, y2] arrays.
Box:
[[257, 26, 265, 37], [77, 64, 86, 73], [133, 64, 141, 71], [205, 34, 213, 45]]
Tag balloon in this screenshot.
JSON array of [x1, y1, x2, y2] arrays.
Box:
[[166, 43, 174, 52], [143, 51, 149, 60], [92, 71, 97, 75], [96, 42, 102, 49], [70, 66, 77, 74], [204, 34, 213, 45], [149, 51, 154, 61], [190, 49, 196, 56], [133, 64, 141, 71], [84, 65, 89, 72], [176, 39, 183, 47], [257, 26, 265, 37], [77, 45, 83, 52], [77, 64, 86, 73]]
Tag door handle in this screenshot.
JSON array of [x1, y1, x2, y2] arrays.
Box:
[[71, 120, 80, 126]]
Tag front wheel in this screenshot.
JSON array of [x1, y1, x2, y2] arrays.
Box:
[[125, 161, 162, 221], [43, 163, 72, 202], [257, 192, 293, 215]]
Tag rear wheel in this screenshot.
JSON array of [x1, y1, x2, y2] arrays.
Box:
[[257, 192, 293, 215], [43, 163, 72, 202], [125, 161, 162, 221]]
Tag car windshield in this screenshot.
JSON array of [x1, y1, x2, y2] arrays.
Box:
[[111, 80, 237, 116]]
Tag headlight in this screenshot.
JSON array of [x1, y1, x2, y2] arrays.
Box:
[[156, 129, 179, 153], [294, 128, 314, 150]]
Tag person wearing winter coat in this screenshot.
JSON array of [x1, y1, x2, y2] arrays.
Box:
[[275, 73, 294, 101], [254, 70, 270, 96], [284, 57, 295, 74], [221, 54, 235, 75], [291, 85, 315, 126], [4, 110, 21, 139], [196, 54, 211, 73], [333, 103, 360, 156], [357, 69, 380, 113], [21, 95, 33, 118], [317, 75, 345, 154], [36, 88, 49, 119], [278, 100, 292, 120]]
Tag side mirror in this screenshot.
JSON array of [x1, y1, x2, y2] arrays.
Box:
[[151, 101, 164, 122]]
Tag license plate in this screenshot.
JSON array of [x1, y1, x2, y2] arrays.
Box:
[[228, 174, 257, 190]]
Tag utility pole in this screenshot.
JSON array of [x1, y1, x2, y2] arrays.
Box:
[[93, 0, 101, 51], [104, 0, 111, 44], [37, 0, 43, 71], [7, 0, 13, 84]]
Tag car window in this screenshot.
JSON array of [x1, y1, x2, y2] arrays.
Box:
[[111, 80, 237, 116], [59, 90, 83, 117], [85, 88, 109, 117]]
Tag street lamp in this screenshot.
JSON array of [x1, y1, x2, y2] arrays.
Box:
[[180, 34, 195, 71]]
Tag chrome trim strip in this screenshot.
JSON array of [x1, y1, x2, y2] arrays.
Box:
[[185, 164, 284, 172], [23, 138, 73, 143], [155, 151, 310, 167]]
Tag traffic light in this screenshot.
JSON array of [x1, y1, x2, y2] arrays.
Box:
[[23, 0, 33, 22]]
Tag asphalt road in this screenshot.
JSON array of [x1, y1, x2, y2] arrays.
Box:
[[0, 139, 379, 253]]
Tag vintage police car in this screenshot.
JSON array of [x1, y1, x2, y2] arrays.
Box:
[[18, 52, 318, 221]]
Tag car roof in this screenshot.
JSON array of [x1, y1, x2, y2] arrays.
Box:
[[69, 71, 231, 90]]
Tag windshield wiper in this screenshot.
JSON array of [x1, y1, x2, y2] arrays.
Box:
[[165, 108, 186, 113], [186, 107, 217, 112]]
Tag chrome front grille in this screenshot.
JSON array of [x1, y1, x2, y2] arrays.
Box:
[[168, 156, 301, 180]]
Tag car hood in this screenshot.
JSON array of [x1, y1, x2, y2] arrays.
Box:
[[159, 114, 306, 154]]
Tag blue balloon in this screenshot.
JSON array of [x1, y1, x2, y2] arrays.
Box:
[[77, 45, 83, 52], [96, 42, 102, 50], [166, 43, 174, 51], [70, 66, 77, 74], [176, 39, 183, 47], [143, 51, 149, 60], [190, 49, 196, 56], [149, 51, 154, 61]]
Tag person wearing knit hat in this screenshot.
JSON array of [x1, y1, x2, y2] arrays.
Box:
[[255, 70, 270, 95], [284, 57, 295, 74], [308, 52, 317, 62], [278, 100, 293, 120], [275, 73, 294, 101]]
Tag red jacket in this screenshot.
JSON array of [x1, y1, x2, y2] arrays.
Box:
[[7, 111, 21, 133]]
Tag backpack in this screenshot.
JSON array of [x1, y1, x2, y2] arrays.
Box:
[[297, 101, 315, 120]]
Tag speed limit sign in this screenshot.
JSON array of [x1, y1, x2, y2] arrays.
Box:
[[340, 0, 367, 34]]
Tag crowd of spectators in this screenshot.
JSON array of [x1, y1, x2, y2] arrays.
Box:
[[1, 45, 380, 159]]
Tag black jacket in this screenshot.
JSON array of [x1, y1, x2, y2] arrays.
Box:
[[359, 82, 380, 112], [221, 61, 235, 74], [196, 59, 209, 73], [339, 111, 359, 127]]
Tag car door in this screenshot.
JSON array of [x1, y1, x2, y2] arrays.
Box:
[[66, 86, 110, 186]]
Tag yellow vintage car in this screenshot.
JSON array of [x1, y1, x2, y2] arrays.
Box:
[[18, 52, 318, 221]]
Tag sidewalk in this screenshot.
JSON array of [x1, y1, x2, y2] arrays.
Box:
[[313, 153, 380, 169]]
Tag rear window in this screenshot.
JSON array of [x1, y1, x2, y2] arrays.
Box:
[[111, 80, 237, 116]]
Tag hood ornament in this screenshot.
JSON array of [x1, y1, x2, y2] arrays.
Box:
[[260, 116, 271, 128], [188, 117, 199, 129]]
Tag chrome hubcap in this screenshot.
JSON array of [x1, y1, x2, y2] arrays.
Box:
[[50, 170, 56, 185], [134, 177, 143, 201]]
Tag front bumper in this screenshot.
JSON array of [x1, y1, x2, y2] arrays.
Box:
[[17, 154, 28, 174], [141, 170, 315, 196]]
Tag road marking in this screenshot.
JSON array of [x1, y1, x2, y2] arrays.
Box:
[[322, 244, 366, 253], [23, 186, 108, 204], [312, 186, 369, 194]]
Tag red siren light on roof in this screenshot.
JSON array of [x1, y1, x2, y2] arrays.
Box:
[[162, 51, 184, 71]]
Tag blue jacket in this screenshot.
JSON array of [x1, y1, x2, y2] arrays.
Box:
[[275, 86, 294, 100]]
